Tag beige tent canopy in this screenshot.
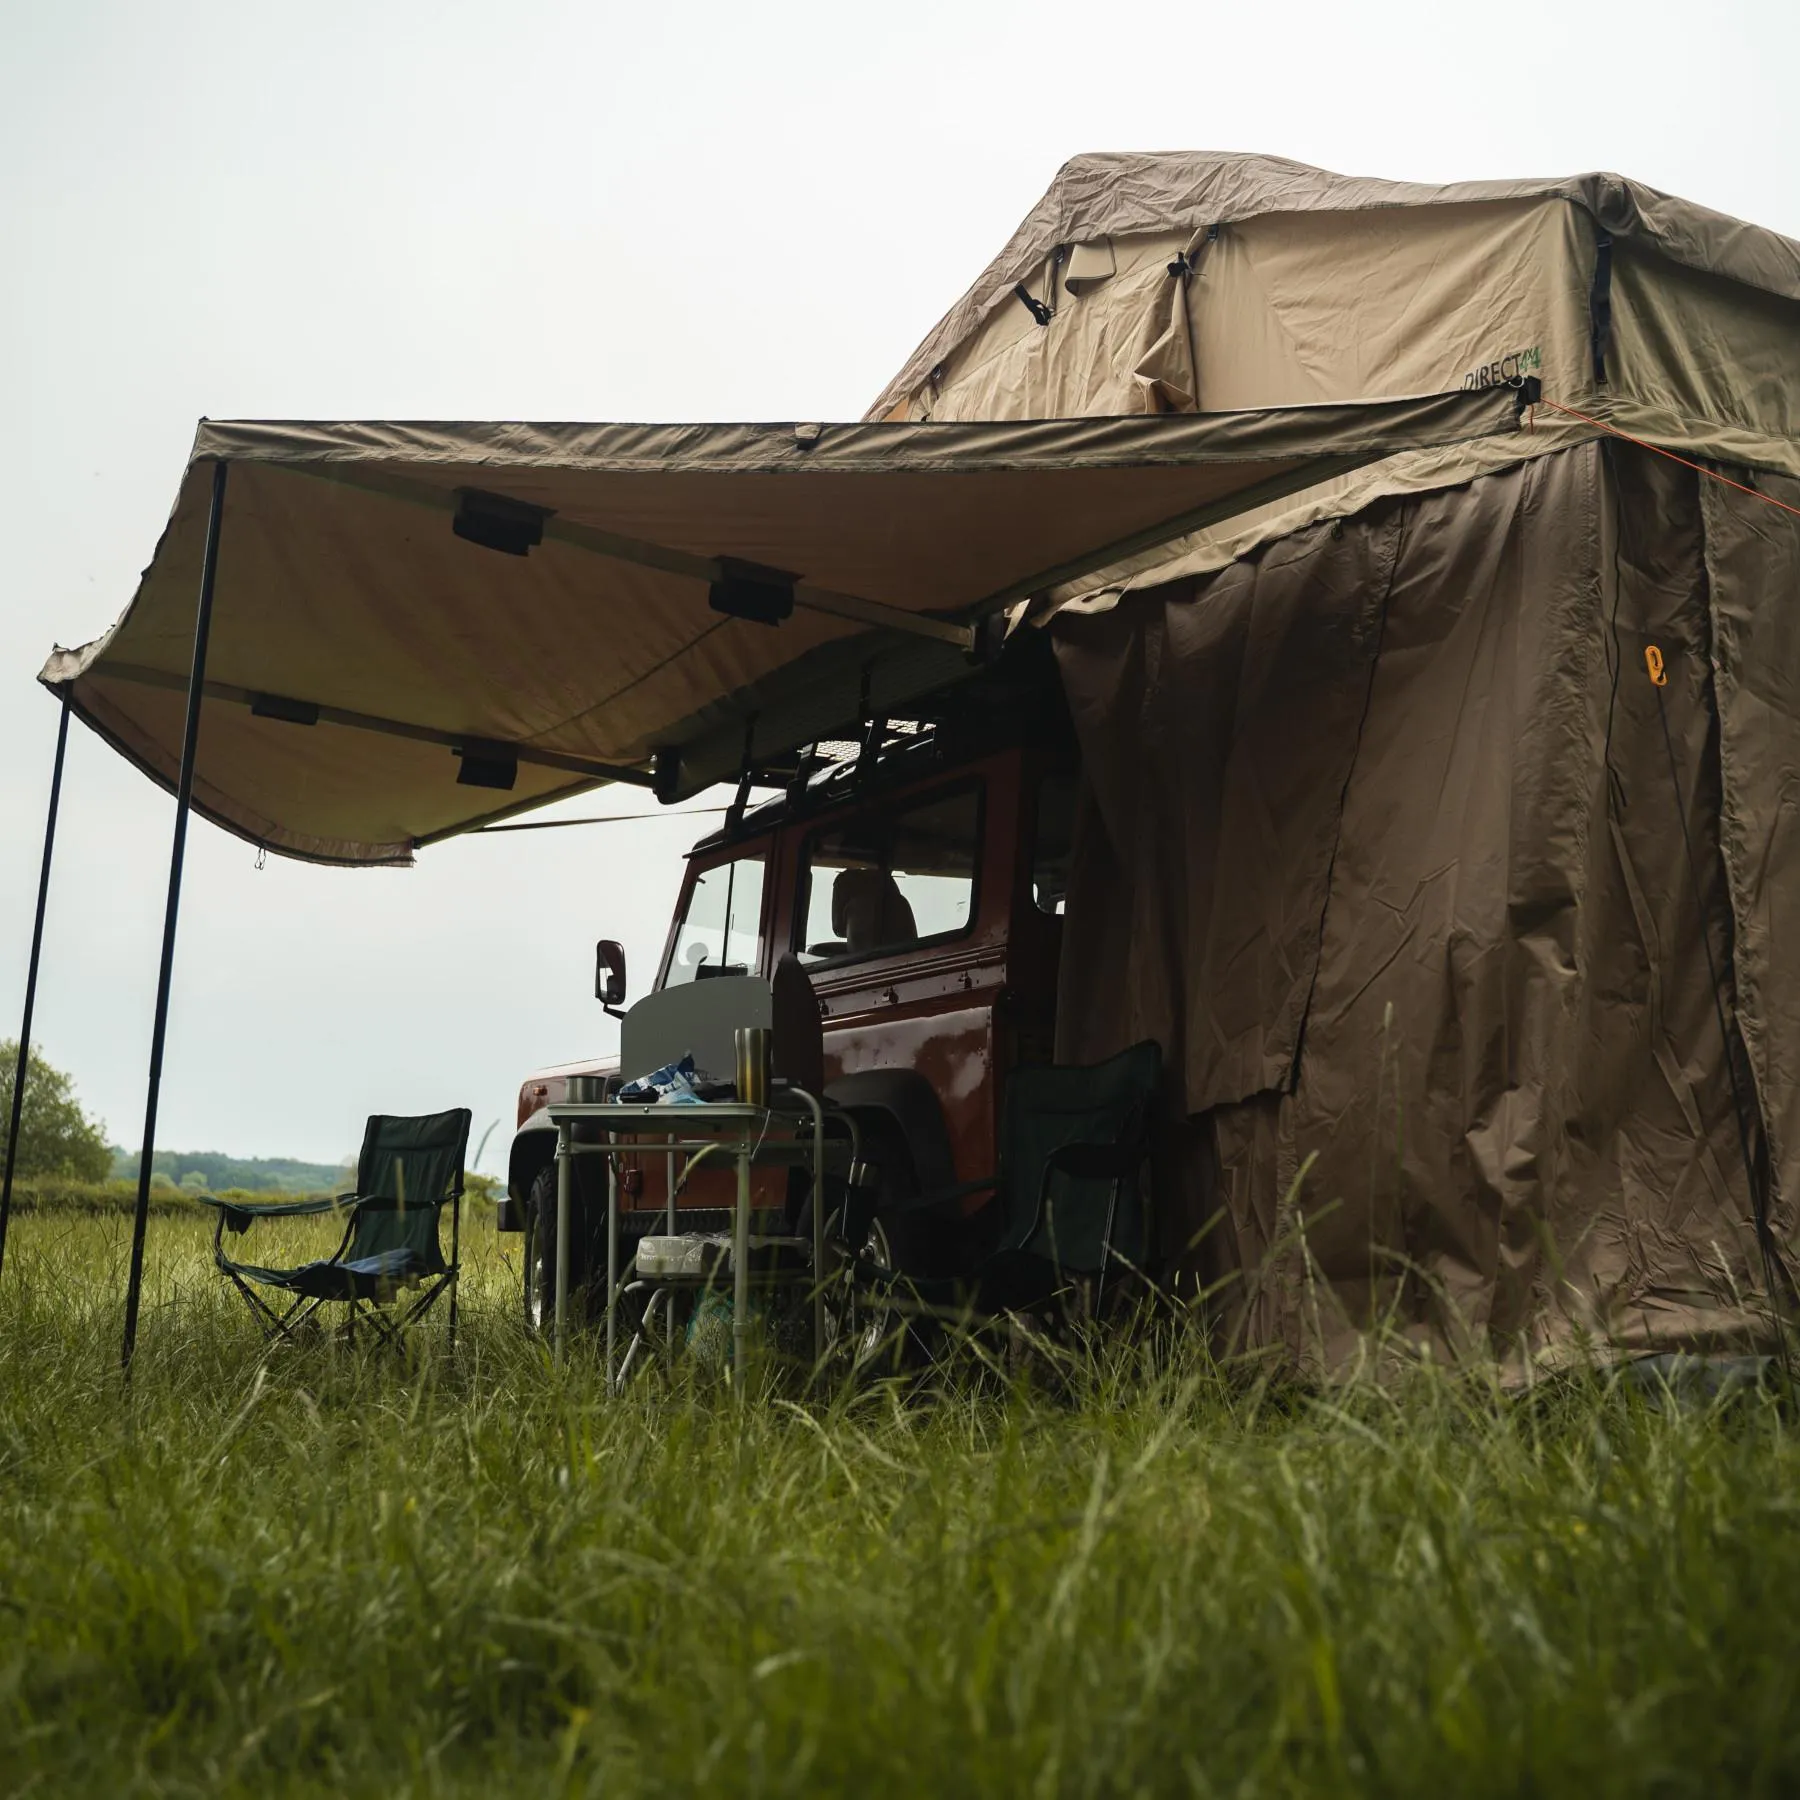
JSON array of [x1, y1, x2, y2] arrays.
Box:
[[873, 152, 1800, 440], [38, 391, 1526, 865], [873, 152, 1800, 617]]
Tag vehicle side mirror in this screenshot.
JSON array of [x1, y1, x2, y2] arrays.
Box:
[[595, 939, 627, 1011]]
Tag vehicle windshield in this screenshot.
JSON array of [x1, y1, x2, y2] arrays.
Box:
[[665, 854, 765, 986]]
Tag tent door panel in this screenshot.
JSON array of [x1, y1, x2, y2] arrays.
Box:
[[1701, 467, 1800, 1249]]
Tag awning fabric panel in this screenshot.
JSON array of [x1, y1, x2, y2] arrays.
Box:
[[41, 391, 1525, 865]]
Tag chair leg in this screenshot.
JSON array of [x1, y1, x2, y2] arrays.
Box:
[[341, 1275, 457, 1358], [398, 1274, 454, 1331], [1095, 1177, 1123, 1320], [278, 1293, 331, 1336], [347, 1299, 405, 1353], [447, 1195, 461, 1350], [238, 1281, 285, 1338], [223, 1269, 300, 1342]]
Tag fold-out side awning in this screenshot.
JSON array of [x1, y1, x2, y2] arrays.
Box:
[[40, 389, 1528, 864]]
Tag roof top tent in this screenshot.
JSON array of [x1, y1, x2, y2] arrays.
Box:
[[9, 391, 1534, 1359], [868, 153, 1800, 1376]]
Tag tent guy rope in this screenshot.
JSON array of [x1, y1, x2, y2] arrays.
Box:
[[1538, 397, 1800, 521]]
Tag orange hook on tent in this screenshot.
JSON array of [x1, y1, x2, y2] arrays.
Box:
[[1645, 644, 1668, 688]]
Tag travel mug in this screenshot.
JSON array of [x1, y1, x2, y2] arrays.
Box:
[[734, 1026, 771, 1108]]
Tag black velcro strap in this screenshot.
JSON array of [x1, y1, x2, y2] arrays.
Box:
[[1012, 282, 1053, 327], [1589, 227, 1614, 385], [1168, 223, 1220, 279]]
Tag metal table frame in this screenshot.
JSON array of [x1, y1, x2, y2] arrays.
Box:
[[548, 1089, 827, 1385]]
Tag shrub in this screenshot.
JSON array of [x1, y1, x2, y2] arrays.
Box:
[[0, 1040, 111, 1182]]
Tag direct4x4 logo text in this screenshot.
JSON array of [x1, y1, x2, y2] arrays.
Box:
[[1462, 345, 1542, 390]]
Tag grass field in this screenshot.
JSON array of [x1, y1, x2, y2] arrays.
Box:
[[3, 1205, 1799, 1797]]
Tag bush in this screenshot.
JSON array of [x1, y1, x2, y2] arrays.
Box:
[[3, 1176, 205, 1216], [0, 1040, 111, 1182]]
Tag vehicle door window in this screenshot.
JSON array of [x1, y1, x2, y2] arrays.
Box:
[[666, 854, 765, 985], [799, 786, 981, 964], [1031, 770, 1077, 916]]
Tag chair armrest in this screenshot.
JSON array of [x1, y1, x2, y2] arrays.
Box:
[[197, 1192, 353, 1235], [1041, 1141, 1137, 1183], [885, 1176, 997, 1218]]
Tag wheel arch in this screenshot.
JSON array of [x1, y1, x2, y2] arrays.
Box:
[[504, 1109, 560, 1227], [824, 1068, 956, 1195]]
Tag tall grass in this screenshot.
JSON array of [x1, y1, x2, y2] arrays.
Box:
[[2, 1209, 1798, 1797]]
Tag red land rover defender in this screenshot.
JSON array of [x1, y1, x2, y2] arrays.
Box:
[[499, 645, 1077, 1322]]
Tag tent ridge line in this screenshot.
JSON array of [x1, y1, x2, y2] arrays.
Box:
[[92, 662, 657, 789], [201, 395, 1525, 475]]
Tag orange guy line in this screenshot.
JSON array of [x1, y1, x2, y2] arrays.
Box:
[[1538, 396, 1800, 522]]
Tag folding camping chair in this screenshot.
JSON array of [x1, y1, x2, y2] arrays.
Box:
[[201, 1108, 471, 1348], [851, 1041, 1161, 1329]]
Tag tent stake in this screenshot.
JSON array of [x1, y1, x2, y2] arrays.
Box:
[[0, 697, 72, 1283], [121, 459, 229, 1370]]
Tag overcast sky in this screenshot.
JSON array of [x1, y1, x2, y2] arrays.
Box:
[[2, 0, 1795, 1174]]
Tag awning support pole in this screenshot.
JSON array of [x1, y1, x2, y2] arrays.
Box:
[[0, 697, 72, 1284], [121, 459, 228, 1370]]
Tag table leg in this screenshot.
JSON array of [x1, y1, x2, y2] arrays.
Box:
[[665, 1148, 679, 1376], [733, 1127, 751, 1385], [788, 1087, 826, 1367], [554, 1124, 570, 1366], [606, 1148, 619, 1395], [812, 1100, 824, 1363]]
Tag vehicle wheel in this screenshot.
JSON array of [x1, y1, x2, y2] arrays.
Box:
[[822, 1209, 902, 1373], [823, 1117, 937, 1374], [524, 1162, 591, 1334]]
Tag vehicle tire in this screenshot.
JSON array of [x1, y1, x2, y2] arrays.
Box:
[[823, 1209, 907, 1374], [524, 1162, 593, 1334], [824, 1118, 937, 1374]]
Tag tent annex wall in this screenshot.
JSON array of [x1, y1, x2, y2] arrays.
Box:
[[862, 152, 1800, 1371], [2, 387, 1534, 1361]]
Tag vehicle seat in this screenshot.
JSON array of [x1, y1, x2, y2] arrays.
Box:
[[771, 953, 825, 1094], [830, 867, 917, 954]]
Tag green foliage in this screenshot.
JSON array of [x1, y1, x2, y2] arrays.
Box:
[[2, 1213, 1798, 1796], [2, 1176, 241, 1216], [16, 1173, 495, 1215], [108, 1145, 352, 1193], [0, 1039, 111, 1182], [6, 1176, 189, 1215]]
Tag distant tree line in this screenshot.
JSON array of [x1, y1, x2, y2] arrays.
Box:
[[108, 1148, 351, 1194]]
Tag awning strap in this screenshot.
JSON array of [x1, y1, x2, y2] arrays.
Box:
[[1012, 282, 1053, 328], [1588, 227, 1614, 384]]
